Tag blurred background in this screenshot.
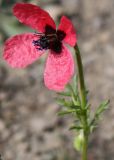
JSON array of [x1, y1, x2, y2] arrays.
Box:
[[0, 0, 114, 160]]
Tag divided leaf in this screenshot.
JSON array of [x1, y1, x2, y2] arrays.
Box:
[[69, 125, 83, 131], [57, 91, 71, 97], [90, 99, 110, 129], [95, 100, 109, 116], [58, 109, 76, 116]]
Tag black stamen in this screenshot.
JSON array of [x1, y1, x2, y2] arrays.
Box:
[[32, 35, 50, 51], [32, 25, 66, 53]]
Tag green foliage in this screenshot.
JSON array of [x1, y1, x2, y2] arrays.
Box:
[[58, 109, 76, 116], [57, 91, 71, 97], [56, 98, 75, 108], [90, 100, 110, 132], [69, 125, 83, 130], [56, 75, 85, 133], [56, 74, 110, 138], [95, 100, 109, 116]]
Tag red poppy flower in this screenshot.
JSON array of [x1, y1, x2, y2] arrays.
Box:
[[3, 3, 77, 91]]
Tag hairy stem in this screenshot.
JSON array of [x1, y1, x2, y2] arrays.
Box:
[[74, 44, 88, 160]]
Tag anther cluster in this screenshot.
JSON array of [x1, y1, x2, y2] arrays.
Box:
[[32, 25, 66, 53], [33, 36, 49, 51]]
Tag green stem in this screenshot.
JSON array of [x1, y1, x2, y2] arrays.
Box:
[[82, 131, 88, 160], [74, 44, 88, 160], [74, 44, 87, 108]]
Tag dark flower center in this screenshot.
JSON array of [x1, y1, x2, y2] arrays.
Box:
[[32, 25, 66, 54]]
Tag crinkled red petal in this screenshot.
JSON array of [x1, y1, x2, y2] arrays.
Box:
[[13, 3, 56, 32], [3, 33, 44, 68], [58, 16, 77, 46], [44, 45, 74, 91]]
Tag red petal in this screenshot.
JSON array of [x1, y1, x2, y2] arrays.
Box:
[[13, 3, 56, 32], [58, 16, 77, 46], [3, 33, 44, 68], [44, 45, 74, 91]]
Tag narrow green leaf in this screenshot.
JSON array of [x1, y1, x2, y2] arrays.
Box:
[[58, 109, 76, 116], [56, 98, 76, 108], [90, 99, 110, 127], [72, 96, 80, 107], [66, 83, 76, 97], [69, 125, 83, 130], [95, 100, 110, 116], [57, 91, 71, 97], [65, 101, 74, 107]]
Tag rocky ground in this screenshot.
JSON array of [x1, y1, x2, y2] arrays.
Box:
[[0, 0, 114, 160]]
